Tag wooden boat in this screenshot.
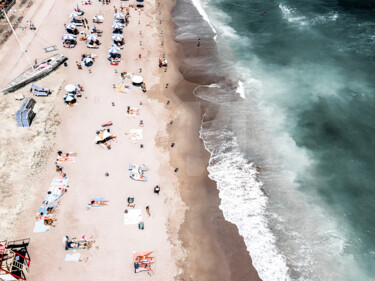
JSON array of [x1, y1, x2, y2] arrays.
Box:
[[2, 54, 67, 94]]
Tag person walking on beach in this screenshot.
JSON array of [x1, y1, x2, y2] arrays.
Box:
[[76, 61, 82, 70], [146, 206, 150, 216], [197, 38, 201, 47], [154, 186, 160, 195], [114, 6, 117, 13]]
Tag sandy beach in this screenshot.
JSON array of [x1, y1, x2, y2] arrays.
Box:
[[0, 0, 260, 280]]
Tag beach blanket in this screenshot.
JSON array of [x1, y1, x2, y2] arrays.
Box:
[[64, 253, 82, 262], [37, 205, 57, 216], [129, 129, 143, 141], [126, 108, 140, 116], [116, 81, 132, 93], [43, 181, 68, 204], [128, 164, 148, 181], [124, 208, 142, 225], [33, 220, 50, 233]]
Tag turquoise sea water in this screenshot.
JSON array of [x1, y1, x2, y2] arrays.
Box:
[[192, 0, 375, 280]]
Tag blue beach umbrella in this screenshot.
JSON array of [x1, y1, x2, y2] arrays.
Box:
[[114, 13, 125, 19], [68, 11, 80, 18], [65, 23, 77, 30], [112, 22, 124, 29], [62, 34, 76, 41], [111, 34, 123, 41], [86, 34, 98, 41], [108, 46, 120, 54]]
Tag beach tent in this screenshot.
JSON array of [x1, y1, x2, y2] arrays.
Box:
[[131, 75, 143, 86]]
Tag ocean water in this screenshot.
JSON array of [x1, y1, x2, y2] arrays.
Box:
[[174, 0, 375, 280]]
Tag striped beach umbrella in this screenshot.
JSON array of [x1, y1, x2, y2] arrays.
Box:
[[86, 34, 98, 41], [112, 22, 124, 29], [68, 11, 80, 18], [65, 23, 77, 30], [114, 13, 125, 19], [108, 46, 120, 54], [111, 34, 123, 41], [62, 34, 76, 41]]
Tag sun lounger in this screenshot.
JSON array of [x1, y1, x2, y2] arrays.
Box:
[[44, 45, 58, 53], [31, 84, 51, 96]]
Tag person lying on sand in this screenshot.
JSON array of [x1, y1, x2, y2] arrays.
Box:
[[88, 200, 108, 207], [44, 218, 56, 227], [57, 151, 77, 157], [135, 252, 154, 261]]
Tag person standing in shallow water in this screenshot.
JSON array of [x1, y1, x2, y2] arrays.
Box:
[[197, 38, 201, 47]]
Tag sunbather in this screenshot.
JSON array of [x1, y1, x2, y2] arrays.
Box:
[[135, 252, 154, 262], [67, 241, 86, 249], [89, 200, 108, 206], [44, 218, 56, 227]]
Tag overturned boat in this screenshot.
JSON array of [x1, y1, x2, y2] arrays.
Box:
[[2, 54, 68, 94]]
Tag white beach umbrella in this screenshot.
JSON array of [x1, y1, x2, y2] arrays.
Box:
[[96, 130, 112, 142], [132, 75, 144, 85], [111, 22, 124, 29], [62, 34, 76, 41], [65, 23, 77, 30], [63, 93, 75, 102], [68, 11, 80, 18], [114, 13, 125, 19], [86, 34, 98, 41], [111, 34, 123, 41], [108, 46, 120, 54], [65, 84, 77, 92]]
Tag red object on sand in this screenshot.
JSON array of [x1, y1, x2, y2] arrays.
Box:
[[101, 121, 113, 127]]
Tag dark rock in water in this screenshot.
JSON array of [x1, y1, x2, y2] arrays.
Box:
[[338, 0, 375, 9]]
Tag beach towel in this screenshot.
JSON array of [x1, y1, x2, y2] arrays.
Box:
[[56, 156, 75, 163], [126, 108, 140, 116], [64, 253, 82, 262], [129, 129, 143, 141], [33, 220, 50, 233], [90, 197, 106, 207], [51, 177, 69, 186], [38, 205, 57, 215], [124, 208, 142, 225]]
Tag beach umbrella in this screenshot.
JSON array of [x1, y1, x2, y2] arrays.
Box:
[[62, 34, 76, 41], [132, 75, 144, 85], [63, 93, 76, 102], [108, 46, 120, 54], [65, 84, 76, 92], [96, 130, 112, 142], [112, 22, 124, 29], [68, 11, 80, 18], [65, 23, 77, 30], [111, 34, 123, 41], [136, 4, 144, 8], [86, 34, 98, 41], [114, 13, 125, 19]]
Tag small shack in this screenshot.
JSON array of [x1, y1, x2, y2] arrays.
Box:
[[0, 239, 31, 280]]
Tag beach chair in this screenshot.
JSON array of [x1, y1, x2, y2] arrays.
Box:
[[31, 84, 50, 96]]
